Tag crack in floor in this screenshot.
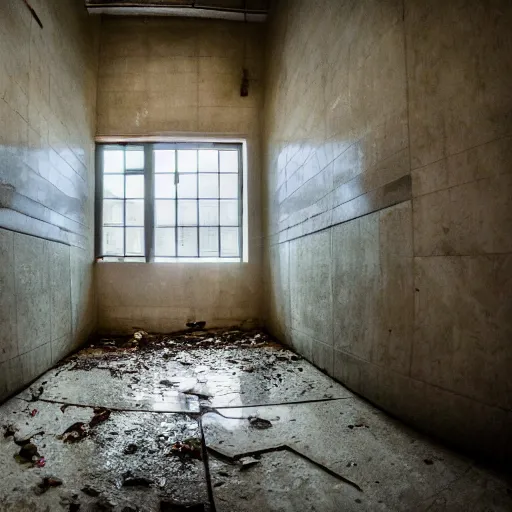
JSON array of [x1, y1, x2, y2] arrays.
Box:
[[2, 328, 511, 512], [207, 443, 364, 493]]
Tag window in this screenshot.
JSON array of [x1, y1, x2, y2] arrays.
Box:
[[96, 142, 243, 262]]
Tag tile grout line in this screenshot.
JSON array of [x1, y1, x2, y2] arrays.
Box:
[[333, 349, 512, 414], [47, 241, 53, 366], [401, 0, 416, 380], [207, 444, 363, 493], [410, 132, 512, 174], [15, 395, 353, 414], [12, 232, 20, 371]]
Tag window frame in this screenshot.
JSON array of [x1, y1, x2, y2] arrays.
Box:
[[95, 141, 244, 263]]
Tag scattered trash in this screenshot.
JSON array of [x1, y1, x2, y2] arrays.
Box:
[[346, 461, 357, 467], [18, 442, 39, 461], [348, 424, 369, 429], [3, 424, 16, 438], [90, 407, 111, 428], [239, 456, 260, 471], [171, 438, 202, 460], [60, 408, 111, 443], [35, 457, 46, 468], [61, 422, 88, 443], [72, 328, 277, 375], [186, 321, 206, 330], [30, 409, 38, 417], [248, 416, 273, 430], [124, 443, 138, 455], [122, 470, 153, 487], [159, 379, 174, 387], [35, 476, 63, 494], [133, 330, 148, 341], [30, 386, 44, 402]]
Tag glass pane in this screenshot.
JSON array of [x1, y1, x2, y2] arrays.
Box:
[[177, 174, 197, 199], [126, 147, 144, 170], [177, 227, 198, 257], [104, 150, 124, 173], [155, 228, 176, 256], [155, 174, 175, 198], [103, 200, 123, 226], [155, 150, 176, 173], [155, 200, 176, 226], [199, 174, 219, 198], [220, 174, 238, 198], [178, 150, 197, 173], [221, 227, 239, 257], [198, 150, 218, 172], [220, 151, 238, 173], [125, 174, 144, 198], [104, 175, 124, 199], [125, 200, 144, 226], [103, 227, 123, 255], [125, 227, 144, 256], [177, 200, 197, 226], [220, 200, 238, 226], [199, 200, 219, 226], [199, 227, 219, 257]]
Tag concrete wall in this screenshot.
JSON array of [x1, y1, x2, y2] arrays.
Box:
[[0, 1, 99, 401], [262, 0, 512, 460], [96, 17, 264, 333]]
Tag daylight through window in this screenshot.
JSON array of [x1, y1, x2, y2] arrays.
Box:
[[97, 143, 243, 262]]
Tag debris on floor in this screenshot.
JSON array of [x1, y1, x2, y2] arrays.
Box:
[[122, 470, 153, 487], [186, 321, 207, 330], [171, 437, 203, 461], [123, 443, 138, 455], [248, 416, 272, 430], [17, 441, 40, 463], [0, 327, 511, 512], [239, 456, 260, 471], [60, 407, 112, 443], [35, 476, 63, 495], [30, 386, 44, 402]]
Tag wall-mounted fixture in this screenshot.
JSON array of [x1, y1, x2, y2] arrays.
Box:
[[240, 68, 249, 97]]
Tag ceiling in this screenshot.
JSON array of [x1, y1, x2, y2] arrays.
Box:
[[85, 0, 270, 22]]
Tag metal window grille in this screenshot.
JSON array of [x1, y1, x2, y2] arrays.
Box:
[[95, 142, 243, 262]]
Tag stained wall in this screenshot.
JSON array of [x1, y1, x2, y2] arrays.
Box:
[[0, 0, 99, 400], [262, 0, 512, 459], [95, 17, 264, 333]]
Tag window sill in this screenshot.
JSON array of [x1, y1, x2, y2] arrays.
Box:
[[97, 257, 242, 263]]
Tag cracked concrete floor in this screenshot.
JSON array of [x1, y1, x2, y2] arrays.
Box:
[[0, 328, 511, 511]]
